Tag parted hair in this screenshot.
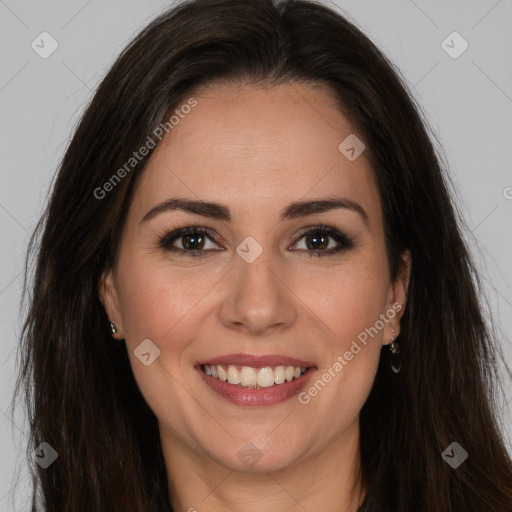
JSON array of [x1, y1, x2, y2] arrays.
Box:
[[14, 0, 512, 510]]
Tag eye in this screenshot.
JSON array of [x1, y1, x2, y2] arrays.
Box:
[[290, 223, 354, 257], [159, 225, 221, 257]]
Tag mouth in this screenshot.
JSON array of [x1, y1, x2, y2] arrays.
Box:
[[195, 354, 317, 406], [200, 363, 309, 389]]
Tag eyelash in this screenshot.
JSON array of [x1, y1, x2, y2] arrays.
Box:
[[157, 222, 354, 258]]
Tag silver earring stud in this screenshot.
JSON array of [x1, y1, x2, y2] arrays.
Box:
[[109, 322, 117, 335]]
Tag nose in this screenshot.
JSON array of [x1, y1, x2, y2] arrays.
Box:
[[218, 248, 298, 337]]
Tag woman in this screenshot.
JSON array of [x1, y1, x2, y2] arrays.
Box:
[[14, 0, 512, 510]]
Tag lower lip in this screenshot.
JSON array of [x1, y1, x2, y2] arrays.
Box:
[[196, 366, 316, 407]]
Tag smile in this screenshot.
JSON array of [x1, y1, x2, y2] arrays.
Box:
[[202, 364, 307, 389]]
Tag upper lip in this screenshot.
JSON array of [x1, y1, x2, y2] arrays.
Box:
[[197, 353, 316, 368]]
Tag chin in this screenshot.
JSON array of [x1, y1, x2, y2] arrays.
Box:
[[206, 435, 307, 474]]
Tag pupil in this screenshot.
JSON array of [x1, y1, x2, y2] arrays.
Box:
[[183, 234, 204, 250], [307, 233, 328, 250]]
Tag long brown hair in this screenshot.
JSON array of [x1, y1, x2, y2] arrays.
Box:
[[13, 0, 512, 510]]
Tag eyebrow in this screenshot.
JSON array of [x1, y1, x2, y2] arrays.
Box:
[[141, 197, 369, 227]]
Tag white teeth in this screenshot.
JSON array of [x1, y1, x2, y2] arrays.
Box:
[[227, 365, 241, 384], [274, 366, 285, 384], [257, 367, 275, 387], [203, 364, 308, 388], [240, 366, 257, 386], [217, 365, 227, 381]]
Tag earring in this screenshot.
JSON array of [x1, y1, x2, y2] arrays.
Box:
[[389, 328, 401, 374], [109, 322, 117, 336]]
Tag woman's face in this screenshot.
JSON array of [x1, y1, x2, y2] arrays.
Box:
[[100, 81, 410, 474]]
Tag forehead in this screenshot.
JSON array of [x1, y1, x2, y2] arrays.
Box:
[[130, 81, 382, 228]]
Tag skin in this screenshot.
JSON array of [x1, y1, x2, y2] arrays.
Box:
[[100, 81, 411, 512]]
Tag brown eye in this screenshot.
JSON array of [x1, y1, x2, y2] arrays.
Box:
[[303, 231, 331, 251], [159, 227, 221, 256], [291, 225, 354, 257], [180, 232, 206, 250]]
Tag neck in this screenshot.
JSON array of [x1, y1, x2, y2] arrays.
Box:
[[161, 420, 365, 512]]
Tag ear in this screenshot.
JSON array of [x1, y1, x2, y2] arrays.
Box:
[[383, 249, 411, 346], [98, 269, 124, 340]]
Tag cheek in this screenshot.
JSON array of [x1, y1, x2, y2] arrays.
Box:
[[297, 258, 389, 345], [116, 253, 208, 344], [114, 252, 221, 401], [294, 260, 388, 413], [114, 255, 206, 431]]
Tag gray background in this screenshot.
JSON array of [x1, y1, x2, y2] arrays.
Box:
[[1, 0, 511, 509]]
